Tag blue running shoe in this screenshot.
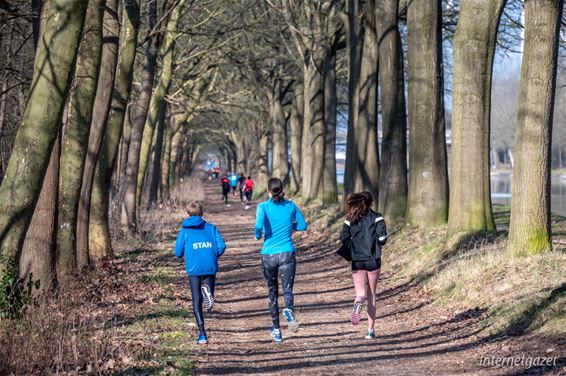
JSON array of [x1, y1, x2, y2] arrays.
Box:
[[365, 329, 376, 340], [196, 333, 208, 345], [282, 308, 299, 332], [270, 327, 283, 344]]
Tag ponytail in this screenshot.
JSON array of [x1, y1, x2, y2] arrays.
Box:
[[268, 177, 285, 203]]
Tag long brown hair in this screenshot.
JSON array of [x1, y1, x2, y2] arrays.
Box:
[[268, 177, 285, 203], [344, 192, 373, 224]]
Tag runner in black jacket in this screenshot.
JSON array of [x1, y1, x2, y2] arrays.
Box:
[[339, 191, 387, 339]]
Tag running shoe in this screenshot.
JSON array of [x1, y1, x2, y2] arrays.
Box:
[[282, 308, 299, 332], [365, 329, 376, 339], [270, 327, 283, 344], [201, 284, 214, 311], [196, 333, 208, 345], [351, 301, 363, 325]]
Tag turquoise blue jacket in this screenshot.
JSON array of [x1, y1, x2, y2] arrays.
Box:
[[254, 198, 308, 254]]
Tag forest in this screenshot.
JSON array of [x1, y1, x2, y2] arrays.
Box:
[[0, 0, 565, 374]]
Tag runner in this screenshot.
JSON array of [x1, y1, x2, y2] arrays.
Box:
[[243, 176, 254, 210], [254, 177, 308, 344], [229, 172, 238, 195], [237, 173, 246, 204], [220, 175, 230, 204], [339, 192, 387, 339], [213, 167, 220, 179], [174, 201, 226, 345]]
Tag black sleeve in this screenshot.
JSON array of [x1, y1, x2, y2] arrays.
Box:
[[339, 222, 351, 243], [375, 214, 388, 246]]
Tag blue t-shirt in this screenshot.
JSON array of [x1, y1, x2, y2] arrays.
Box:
[[254, 198, 308, 254], [229, 174, 238, 187]]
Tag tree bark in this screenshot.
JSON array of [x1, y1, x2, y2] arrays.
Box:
[[377, 0, 408, 223], [406, 0, 448, 227], [19, 133, 59, 293], [89, 0, 140, 259], [136, 0, 185, 207], [257, 132, 269, 189], [148, 99, 167, 204], [123, 0, 159, 234], [346, 0, 380, 201], [289, 83, 303, 194], [508, 0, 562, 256], [0, 0, 88, 280], [322, 45, 338, 204], [160, 123, 173, 201], [75, 0, 120, 270], [447, 0, 506, 236], [56, 0, 105, 279], [269, 85, 289, 185]]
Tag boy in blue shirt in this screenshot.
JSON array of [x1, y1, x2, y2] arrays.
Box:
[[174, 201, 226, 345]]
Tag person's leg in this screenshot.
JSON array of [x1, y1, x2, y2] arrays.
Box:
[[261, 254, 280, 329], [279, 252, 296, 312], [366, 269, 380, 332], [189, 276, 206, 336], [351, 268, 368, 325], [201, 274, 216, 311]]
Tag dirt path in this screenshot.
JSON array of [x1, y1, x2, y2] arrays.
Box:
[[118, 181, 565, 375]]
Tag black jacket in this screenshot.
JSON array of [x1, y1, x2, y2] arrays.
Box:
[[339, 210, 388, 261]]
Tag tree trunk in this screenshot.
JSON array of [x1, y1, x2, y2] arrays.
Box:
[[289, 83, 303, 194], [304, 59, 325, 200], [160, 123, 173, 201], [56, 0, 105, 279], [406, 0, 448, 227], [447, 0, 506, 236], [344, 0, 364, 196], [19, 133, 59, 293], [508, 0, 562, 256], [148, 100, 167, 204], [347, 0, 380, 201], [322, 45, 338, 204], [75, 0, 120, 270], [0, 0, 88, 280], [89, 0, 140, 260], [257, 132, 269, 189], [136, 0, 185, 207], [123, 0, 159, 234], [269, 86, 289, 185], [377, 0, 408, 223], [300, 66, 313, 197]]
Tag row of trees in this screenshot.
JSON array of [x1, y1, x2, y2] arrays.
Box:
[[0, 0, 562, 301]]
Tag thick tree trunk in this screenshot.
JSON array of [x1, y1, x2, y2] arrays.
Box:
[[377, 0, 408, 223], [447, 0, 506, 236], [344, 0, 364, 195], [347, 0, 380, 201], [136, 0, 185, 207], [289, 83, 303, 194], [303, 59, 325, 200], [322, 46, 338, 204], [300, 66, 313, 197], [75, 0, 120, 270], [123, 1, 159, 234], [89, 0, 140, 260], [19, 134, 59, 293], [269, 87, 289, 184], [56, 0, 105, 279], [406, 0, 448, 227], [0, 0, 88, 280], [508, 0, 562, 256]]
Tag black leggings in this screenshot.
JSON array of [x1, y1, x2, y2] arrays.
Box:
[[261, 252, 296, 329], [189, 275, 216, 334]]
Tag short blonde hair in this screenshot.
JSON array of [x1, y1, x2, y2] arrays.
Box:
[[187, 201, 203, 216]]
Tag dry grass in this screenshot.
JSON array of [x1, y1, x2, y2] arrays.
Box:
[[383, 213, 566, 338]]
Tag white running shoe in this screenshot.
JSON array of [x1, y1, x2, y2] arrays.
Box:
[[201, 284, 214, 311]]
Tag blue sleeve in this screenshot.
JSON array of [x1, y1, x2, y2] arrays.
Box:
[[254, 204, 265, 240], [174, 229, 186, 258], [292, 204, 308, 232], [214, 226, 226, 256]]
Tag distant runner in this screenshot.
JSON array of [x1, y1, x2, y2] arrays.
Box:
[[254, 177, 308, 344], [243, 176, 254, 210], [229, 172, 238, 195], [339, 192, 387, 340], [237, 173, 246, 204], [220, 176, 231, 204]]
